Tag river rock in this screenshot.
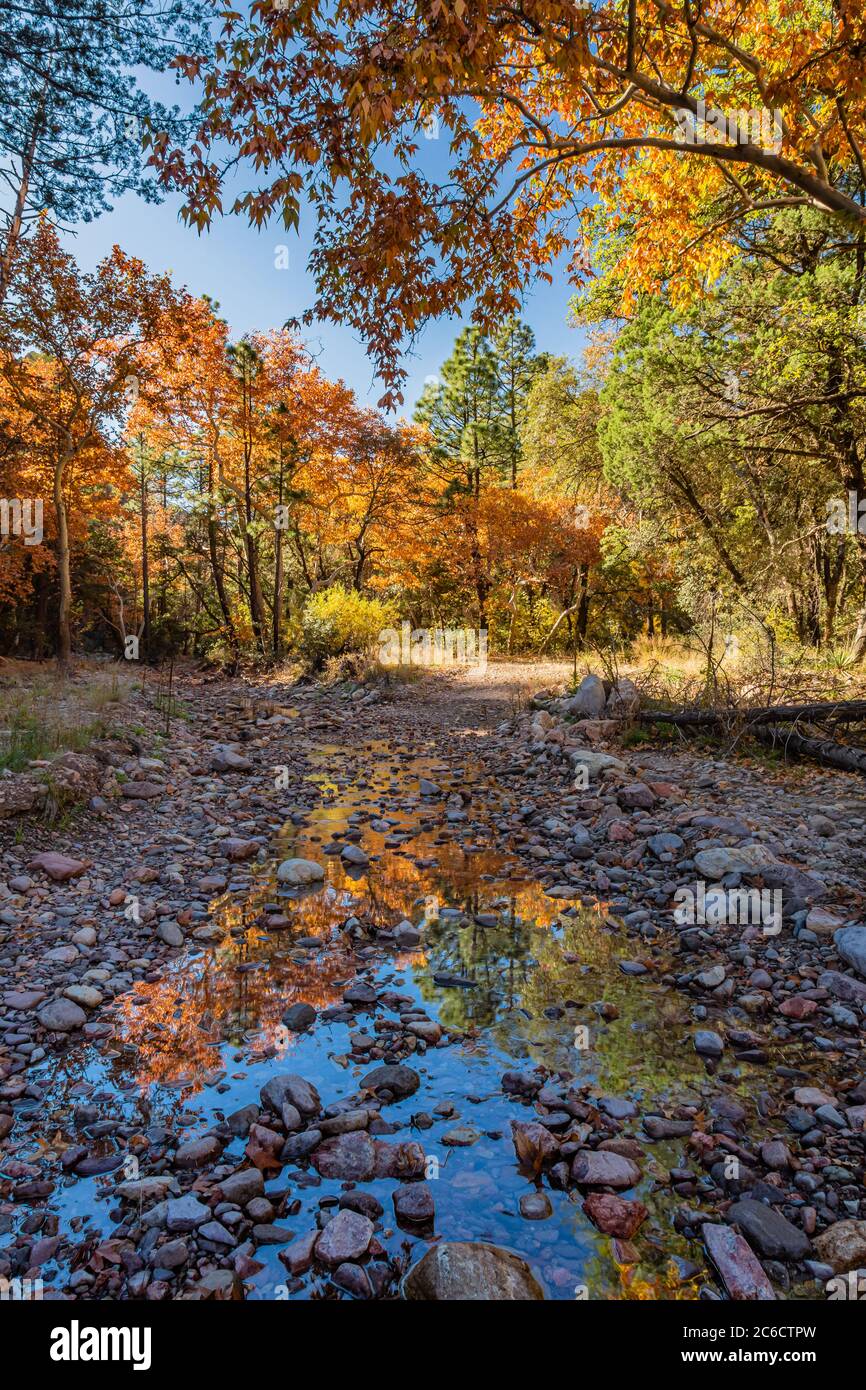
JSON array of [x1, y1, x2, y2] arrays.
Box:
[[165, 1194, 211, 1232], [276, 858, 325, 886], [403, 1241, 545, 1300], [219, 1168, 265, 1205], [37, 998, 86, 1031], [703, 1223, 776, 1300], [260, 1073, 321, 1117], [393, 1182, 435, 1224], [360, 1063, 420, 1100], [583, 1192, 648, 1238], [571, 1150, 641, 1189], [282, 1002, 316, 1031], [726, 1198, 810, 1260], [315, 1209, 373, 1267], [812, 1220, 866, 1273], [834, 925, 866, 979], [28, 852, 88, 882], [313, 1132, 376, 1181]]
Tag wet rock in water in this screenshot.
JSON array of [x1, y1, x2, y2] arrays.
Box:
[[694, 1030, 724, 1058], [175, 1135, 223, 1169], [726, 1198, 810, 1261], [571, 1150, 641, 1189], [331, 1262, 374, 1298], [341, 844, 369, 867], [282, 1130, 322, 1162], [276, 858, 325, 886], [812, 1220, 866, 1273], [519, 1192, 553, 1220], [165, 1194, 211, 1232], [226, 1104, 259, 1137], [511, 1120, 559, 1172], [833, 925, 866, 979], [313, 1132, 376, 1182], [28, 851, 88, 882], [219, 1168, 264, 1206], [394, 920, 422, 948], [393, 1182, 435, 1224], [373, 1139, 426, 1179], [360, 1063, 420, 1100], [583, 1193, 648, 1238], [502, 1069, 544, 1098], [260, 1073, 321, 1117], [282, 1002, 317, 1031], [37, 998, 87, 1032], [315, 1209, 374, 1268], [115, 1175, 176, 1203], [246, 1123, 285, 1171], [441, 1124, 481, 1147], [280, 1230, 318, 1276], [702, 1223, 776, 1300], [403, 1241, 545, 1300]]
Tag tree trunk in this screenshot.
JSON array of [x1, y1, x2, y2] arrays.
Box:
[[53, 449, 72, 666], [139, 441, 150, 660], [0, 107, 41, 310]]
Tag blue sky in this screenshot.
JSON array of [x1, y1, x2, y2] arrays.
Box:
[[65, 185, 588, 417], [59, 54, 589, 417]]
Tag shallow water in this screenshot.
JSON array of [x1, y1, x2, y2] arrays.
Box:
[[4, 739, 843, 1299]]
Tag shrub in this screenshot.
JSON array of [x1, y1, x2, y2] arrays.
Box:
[[300, 585, 397, 666]]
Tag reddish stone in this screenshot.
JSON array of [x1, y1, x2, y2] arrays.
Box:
[[779, 997, 817, 1020], [583, 1192, 648, 1239], [28, 852, 88, 882], [245, 1124, 284, 1172]]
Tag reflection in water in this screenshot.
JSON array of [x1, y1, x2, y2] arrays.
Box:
[[4, 740, 839, 1301]]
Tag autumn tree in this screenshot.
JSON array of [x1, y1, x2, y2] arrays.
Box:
[[155, 1, 866, 403], [0, 220, 188, 662]]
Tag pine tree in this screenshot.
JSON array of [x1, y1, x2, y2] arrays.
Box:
[[491, 317, 547, 487], [0, 0, 212, 306]]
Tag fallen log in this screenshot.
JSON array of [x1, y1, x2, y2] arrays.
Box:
[[751, 725, 866, 775], [638, 699, 866, 728]]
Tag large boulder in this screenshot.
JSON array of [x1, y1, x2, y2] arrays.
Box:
[[402, 1242, 545, 1300], [564, 674, 607, 719]]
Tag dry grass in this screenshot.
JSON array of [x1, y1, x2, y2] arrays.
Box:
[[0, 660, 136, 770]]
